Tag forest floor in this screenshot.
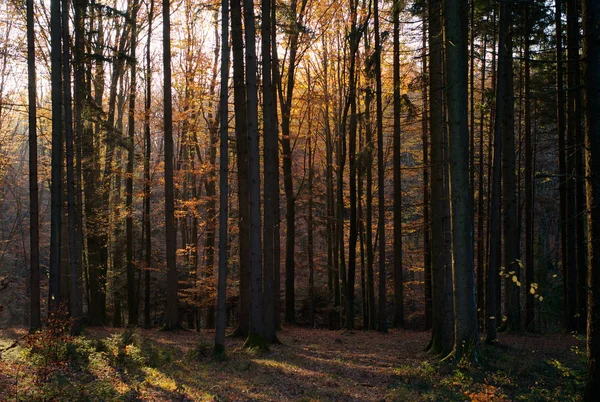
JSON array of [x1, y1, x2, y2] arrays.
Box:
[[0, 325, 586, 401]]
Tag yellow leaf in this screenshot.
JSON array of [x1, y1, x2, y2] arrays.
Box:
[[539, 296, 544, 302], [512, 275, 518, 283], [530, 288, 536, 295]]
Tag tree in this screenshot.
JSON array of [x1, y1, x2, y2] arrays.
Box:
[[524, 3, 534, 331], [27, 0, 40, 332], [127, 0, 140, 328], [374, 0, 387, 334], [262, 0, 278, 342], [243, 0, 267, 348], [143, 0, 155, 330], [62, 0, 82, 335], [427, 0, 453, 355], [444, 0, 478, 358], [582, 1, 600, 398], [215, 0, 229, 353], [392, 0, 404, 329], [231, 0, 250, 337], [164, 0, 179, 330], [49, 0, 63, 313]]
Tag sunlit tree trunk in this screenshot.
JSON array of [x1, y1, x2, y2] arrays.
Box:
[[230, 0, 250, 337], [127, 0, 140, 327], [49, 0, 63, 313], [243, 0, 266, 347], [215, 0, 229, 353], [392, 0, 404, 329], [143, 0, 154, 329], [164, 0, 179, 330], [27, 0, 40, 332]]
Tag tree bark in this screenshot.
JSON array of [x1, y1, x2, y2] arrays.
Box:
[[444, 0, 478, 358], [27, 0, 40, 331], [582, 2, 600, 398]]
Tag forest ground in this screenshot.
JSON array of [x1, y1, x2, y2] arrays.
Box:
[[0, 325, 585, 401]]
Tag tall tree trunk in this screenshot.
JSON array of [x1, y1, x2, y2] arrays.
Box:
[[243, 0, 266, 347], [477, 32, 487, 331], [524, 4, 534, 331], [582, 2, 600, 399], [230, 0, 250, 337], [262, 0, 277, 341], [374, 0, 387, 334], [164, 0, 179, 330], [143, 0, 154, 329], [62, 0, 82, 334], [427, 0, 453, 355], [215, 0, 229, 353], [555, 0, 568, 334], [392, 0, 404, 329], [422, 11, 432, 331], [27, 0, 40, 331], [279, 0, 309, 324], [565, 0, 579, 332], [127, 0, 139, 327], [445, 0, 478, 358], [49, 0, 63, 313], [501, 6, 520, 333], [487, 1, 510, 342]]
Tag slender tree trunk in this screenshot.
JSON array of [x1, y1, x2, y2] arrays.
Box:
[[49, 0, 63, 313], [215, 0, 229, 353], [524, 4, 534, 331], [144, 0, 154, 329], [262, 0, 277, 341], [501, 6, 520, 333], [477, 32, 487, 331], [582, 2, 600, 399], [427, 0, 453, 355], [230, 0, 250, 337], [422, 12, 432, 331], [487, 1, 510, 343], [307, 133, 315, 327], [164, 0, 179, 330], [445, 0, 478, 358], [392, 0, 404, 329], [374, 0, 387, 334], [243, 0, 267, 347], [555, 0, 568, 334], [126, 0, 139, 327], [62, 0, 82, 334], [565, 0, 579, 332], [27, 0, 40, 331]]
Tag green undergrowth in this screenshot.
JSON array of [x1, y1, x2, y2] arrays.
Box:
[[387, 340, 585, 401]]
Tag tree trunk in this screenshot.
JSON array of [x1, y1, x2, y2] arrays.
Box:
[[392, 0, 404, 329], [230, 0, 250, 337], [27, 0, 40, 331], [582, 2, 600, 398], [243, 0, 266, 347], [374, 0, 387, 334], [444, 0, 478, 358], [164, 0, 179, 330], [49, 0, 63, 313], [262, 0, 277, 342], [215, 0, 229, 353], [62, 0, 82, 334], [422, 11, 432, 331], [487, 2, 507, 342], [143, 0, 154, 330], [477, 32, 487, 331], [524, 4, 534, 331], [126, 0, 139, 327], [501, 6, 520, 333], [427, 0, 453, 355]]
